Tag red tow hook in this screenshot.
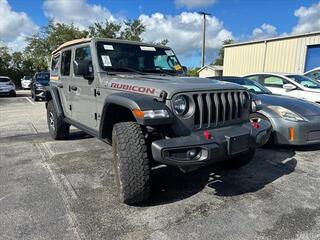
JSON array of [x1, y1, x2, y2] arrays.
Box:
[[251, 119, 260, 129], [204, 130, 212, 140]]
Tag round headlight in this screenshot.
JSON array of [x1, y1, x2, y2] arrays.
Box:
[[173, 95, 188, 115]]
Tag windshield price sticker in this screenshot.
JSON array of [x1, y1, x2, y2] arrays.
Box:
[[104, 45, 114, 50], [101, 55, 112, 67], [140, 46, 156, 51], [165, 50, 174, 56]]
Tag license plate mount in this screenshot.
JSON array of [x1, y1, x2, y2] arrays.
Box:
[[226, 134, 250, 155]]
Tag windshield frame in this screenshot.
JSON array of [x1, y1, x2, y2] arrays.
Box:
[[286, 74, 320, 89], [95, 41, 184, 75]]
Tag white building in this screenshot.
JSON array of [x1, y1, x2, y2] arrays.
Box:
[[198, 65, 223, 78]]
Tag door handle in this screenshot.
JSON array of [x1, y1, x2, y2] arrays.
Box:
[[71, 85, 77, 91], [57, 83, 63, 88]]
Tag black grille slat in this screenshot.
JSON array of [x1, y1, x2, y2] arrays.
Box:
[[197, 94, 204, 129], [189, 90, 249, 130]]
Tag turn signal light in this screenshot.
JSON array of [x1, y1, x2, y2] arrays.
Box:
[[289, 128, 295, 141], [132, 109, 144, 119]]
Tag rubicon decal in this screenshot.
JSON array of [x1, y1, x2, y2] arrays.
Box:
[[110, 83, 156, 95]]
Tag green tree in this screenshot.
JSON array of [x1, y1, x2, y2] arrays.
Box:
[[0, 46, 12, 75], [186, 67, 200, 77], [120, 19, 145, 41], [213, 39, 234, 66], [88, 21, 121, 38]]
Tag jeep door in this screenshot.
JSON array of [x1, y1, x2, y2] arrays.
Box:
[[56, 50, 72, 117], [69, 44, 97, 129]]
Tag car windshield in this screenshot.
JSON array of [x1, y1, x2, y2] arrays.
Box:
[[306, 70, 320, 81], [24, 76, 32, 80], [286, 75, 320, 89], [223, 78, 272, 94], [35, 73, 50, 83], [96, 41, 183, 75], [0, 78, 10, 83]]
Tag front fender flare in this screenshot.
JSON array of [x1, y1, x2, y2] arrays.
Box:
[[45, 86, 64, 118]]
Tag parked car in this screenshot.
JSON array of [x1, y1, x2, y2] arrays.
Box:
[[0, 76, 16, 97], [210, 76, 320, 145], [45, 38, 271, 204], [244, 73, 320, 103], [31, 72, 50, 101], [304, 67, 320, 82], [21, 75, 33, 89]]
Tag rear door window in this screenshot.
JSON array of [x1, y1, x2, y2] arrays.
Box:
[[61, 50, 72, 76]]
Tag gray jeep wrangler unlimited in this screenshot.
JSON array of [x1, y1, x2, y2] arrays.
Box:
[[46, 38, 271, 204]]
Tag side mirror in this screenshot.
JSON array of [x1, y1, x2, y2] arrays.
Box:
[[283, 83, 296, 91], [73, 60, 93, 78]]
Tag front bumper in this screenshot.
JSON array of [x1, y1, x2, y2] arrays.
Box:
[[273, 116, 320, 145], [151, 120, 271, 166], [35, 88, 45, 98]]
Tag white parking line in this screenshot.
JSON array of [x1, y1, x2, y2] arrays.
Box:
[[26, 97, 35, 105]]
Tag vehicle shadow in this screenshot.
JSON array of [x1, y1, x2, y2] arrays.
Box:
[[68, 130, 93, 140], [142, 148, 297, 206]]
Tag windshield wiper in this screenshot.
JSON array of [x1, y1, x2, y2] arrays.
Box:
[[107, 67, 146, 75], [142, 68, 177, 76]]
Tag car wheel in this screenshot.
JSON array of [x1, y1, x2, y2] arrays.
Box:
[[112, 121, 150, 204], [226, 149, 256, 169], [9, 91, 16, 97], [47, 100, 70, 140]]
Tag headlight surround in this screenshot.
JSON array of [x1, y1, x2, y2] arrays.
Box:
[[268, 106, 304, 122], [173, 95, 188, 116]]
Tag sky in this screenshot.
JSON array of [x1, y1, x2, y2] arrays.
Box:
[[1, 0, 320, 67]]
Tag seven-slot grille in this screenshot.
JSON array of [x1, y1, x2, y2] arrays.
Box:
[[192, 90, 250, 129]]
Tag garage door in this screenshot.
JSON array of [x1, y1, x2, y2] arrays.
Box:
[[305, 45, 320, 71]]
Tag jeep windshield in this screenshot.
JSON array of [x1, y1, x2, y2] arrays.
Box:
[[35, 73, 50, 84], [96, 41, 183, 75]]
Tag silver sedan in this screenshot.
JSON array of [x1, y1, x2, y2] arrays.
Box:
[[211, 76, 320, 145]]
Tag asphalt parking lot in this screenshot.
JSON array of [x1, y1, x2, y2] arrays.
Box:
[[1, 91, 320, 240]]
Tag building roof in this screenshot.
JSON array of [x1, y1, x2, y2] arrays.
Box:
[[198, 65, 223, 73], [224, 31, 320, 48]]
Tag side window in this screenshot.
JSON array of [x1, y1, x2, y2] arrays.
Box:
[[262, 76, 289, 88], [74, 46, 92, 76], [61, 50, 72, 76], [51, 54, 60, 75]]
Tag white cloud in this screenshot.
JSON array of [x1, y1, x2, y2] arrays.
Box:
[[251, 23, 277, 40], [139, 12, 233, 64], [175, 0, 216, 9], [292, 2, 320, 34], [43, 0, 115, 28], [0, 0, 38, 51]]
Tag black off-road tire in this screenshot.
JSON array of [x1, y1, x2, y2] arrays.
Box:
[[112, 122, 150, 204], [227, 149, 256, 169], [47, 100, 70, 140]]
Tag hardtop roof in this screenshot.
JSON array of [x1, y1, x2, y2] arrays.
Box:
[[52, 38, 171, 55]]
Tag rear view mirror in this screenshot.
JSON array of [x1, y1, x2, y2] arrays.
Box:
[[283, 83, 296, 91], [73, 60, 93, 78]]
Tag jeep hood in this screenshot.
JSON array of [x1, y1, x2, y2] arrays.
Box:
[[103, 74, 247, 99]]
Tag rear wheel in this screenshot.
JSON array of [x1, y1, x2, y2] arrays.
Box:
[[9, 91, 16, 97], [112, 122, 150, 204], [47, 100, 70, 140]]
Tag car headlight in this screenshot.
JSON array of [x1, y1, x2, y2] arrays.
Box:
[[173, 95, 188, 116], [268, 106, 304, 122]]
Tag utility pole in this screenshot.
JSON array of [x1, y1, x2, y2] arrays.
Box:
[[198, 12, 211, 67]]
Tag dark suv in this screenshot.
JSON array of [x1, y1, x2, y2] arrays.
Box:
[[31, 72, 50, 101]]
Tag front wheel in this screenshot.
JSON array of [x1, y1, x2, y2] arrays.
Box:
[[47, 100, 70, 140], [112, 122, 150, 204]]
